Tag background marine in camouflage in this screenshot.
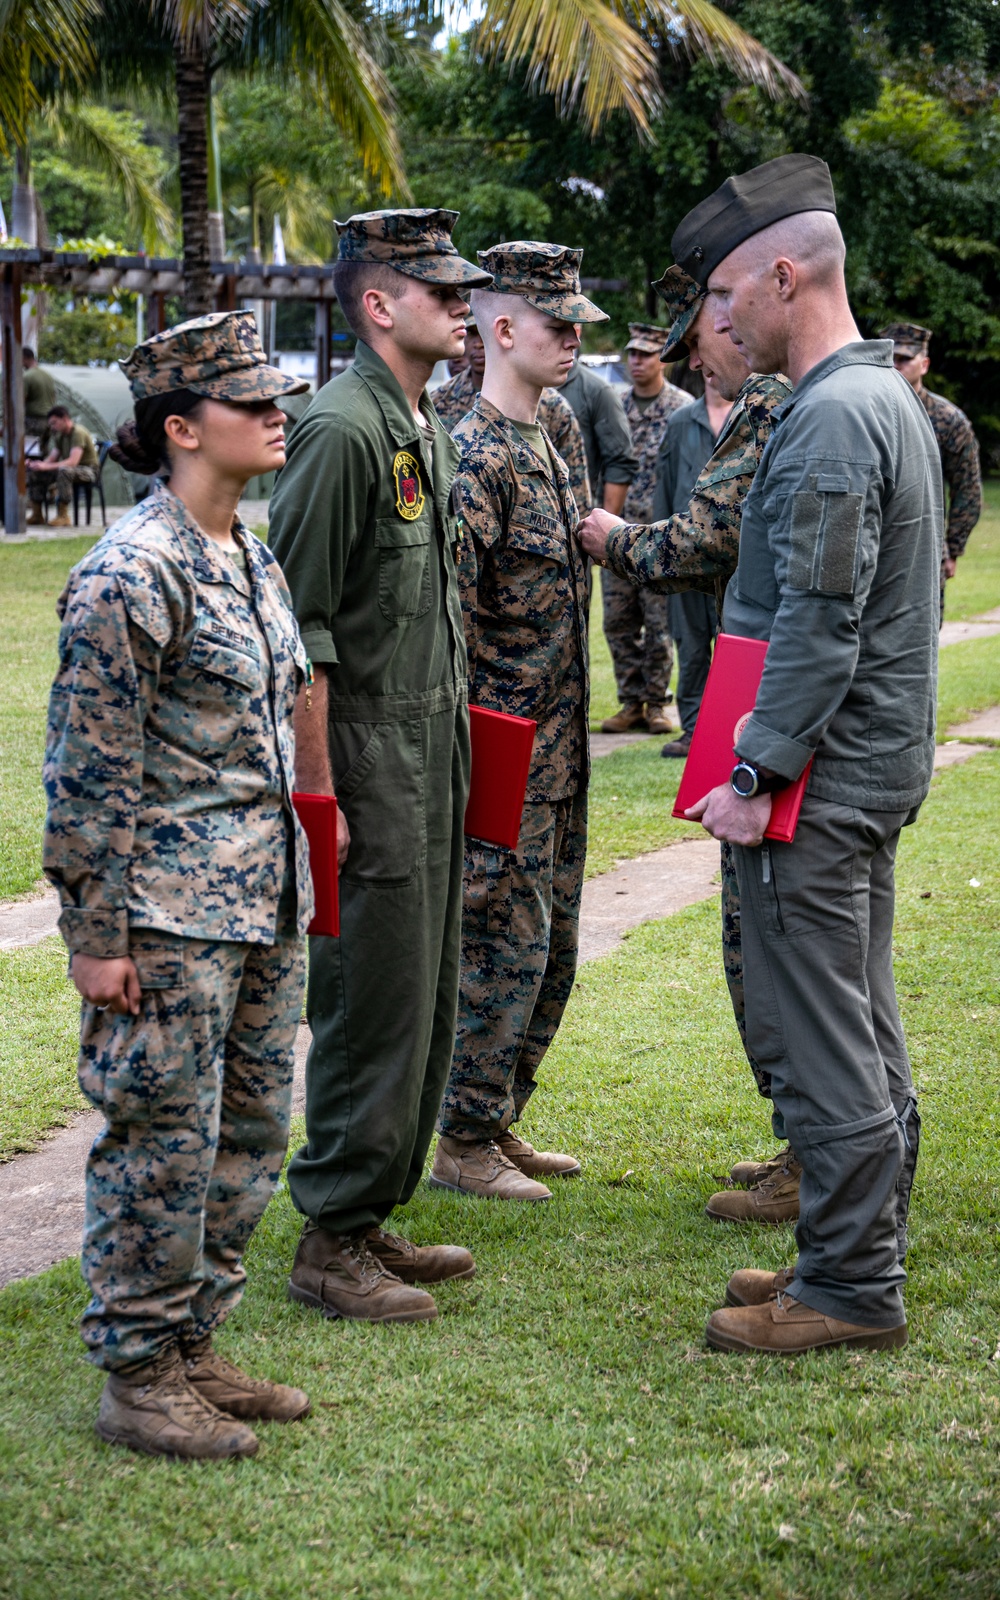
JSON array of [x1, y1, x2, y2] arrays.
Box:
[[600, 322, 691, 736], [880, 321, 982, 615], [431, 241, 603, 1202]]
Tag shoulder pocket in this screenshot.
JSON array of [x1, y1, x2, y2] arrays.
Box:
[[186, 627, 261, 691], [788, 486, 864, 596]]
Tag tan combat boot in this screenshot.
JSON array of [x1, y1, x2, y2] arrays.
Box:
[[707, 1295, 907, 1354], [724, 1264, 796, 1307], [497, 1128, 581, 1178], [182, 1336, 310, 1421], [660, 729, 692, 759], [289, 1224, 438, 1322], [96, 1346, 259, 1459], [645, 703, 680, 736], [366, 1226, 476, 1284], [600, 703, 647, 734], [52, 506, 71, 527], [429, 1136, 552, 1201], [730, 1145, 797, 1187], [705, 1155, 801, 1224], [25, 504, 45, 525]]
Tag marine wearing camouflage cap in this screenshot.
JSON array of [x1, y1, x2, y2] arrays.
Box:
[[878, 321, 932, 356], [476, 241, 608, 323], [335, 207, 492, 286], [652, 265, 708, 362], [672, 153, 837, 287], [121, 310, 309, 402], [624, 322, 664, 355]]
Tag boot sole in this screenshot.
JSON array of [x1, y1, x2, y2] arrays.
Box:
[[95, 1419, 259, 1458], [287, 1281, 438, 1323], [427, 1175, 550, 1202], [518, 1162, 581, 1180], [706, 1323, 908, 1354]]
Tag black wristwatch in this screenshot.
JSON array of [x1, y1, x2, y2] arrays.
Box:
[[730, 761, 789, 799]]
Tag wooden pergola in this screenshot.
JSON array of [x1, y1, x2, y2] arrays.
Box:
[[0, 246, 627, 536]]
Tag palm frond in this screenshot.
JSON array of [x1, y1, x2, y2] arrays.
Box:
[[637, 0, 807, 104], [475, 0, 662, 135], [0, 0, 97, 151], [44, 101, 174, 248], [232, 0, 407, 196]]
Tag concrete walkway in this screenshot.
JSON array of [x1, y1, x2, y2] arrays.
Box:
[[0, 833, 723, 1287]]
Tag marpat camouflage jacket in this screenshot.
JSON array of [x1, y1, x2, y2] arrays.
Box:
[[621, 382, 693, 524], [434, 368, 592, 515], [605, 373, 792, 610], [44, 482, 313, 957], [920, 387, 983, 559], [453, 395, 590, 802]]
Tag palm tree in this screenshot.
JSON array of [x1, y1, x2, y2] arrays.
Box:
[[0, 0, 98, 244], [89, 0, 406, 312], [474, 0, 806, 136]]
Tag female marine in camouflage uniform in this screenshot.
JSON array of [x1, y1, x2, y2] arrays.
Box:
[[43, 312, 315, 1461]]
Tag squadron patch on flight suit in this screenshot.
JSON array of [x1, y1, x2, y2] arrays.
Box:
[[393, 450, 425, 521]]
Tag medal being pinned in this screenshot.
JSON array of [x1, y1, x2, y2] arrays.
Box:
[[393, 450, 425, 521]]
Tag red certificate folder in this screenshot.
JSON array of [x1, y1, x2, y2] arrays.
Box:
[[673, 633, 813, 844], [464, 706, 537, 850], [292, 792, 340, 936]]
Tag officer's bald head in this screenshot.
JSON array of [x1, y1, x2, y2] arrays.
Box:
[[706, 209, 858, 382]]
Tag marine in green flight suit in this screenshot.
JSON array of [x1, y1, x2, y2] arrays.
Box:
[[267, 209, 493, 1324]]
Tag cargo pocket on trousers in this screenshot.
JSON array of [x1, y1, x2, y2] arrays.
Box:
[[338, 719, 427, 885], [462, 845, 512, 938], [78, 952, 188, 1125], [375, 516, 432, 621]]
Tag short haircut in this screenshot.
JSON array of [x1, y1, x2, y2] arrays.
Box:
[[23, 346, 36, 362], [332, 261, 408, 339], [47, 404, 71, 421]]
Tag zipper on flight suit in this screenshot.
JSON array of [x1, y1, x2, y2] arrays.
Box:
[[761, 844, 785, 932]]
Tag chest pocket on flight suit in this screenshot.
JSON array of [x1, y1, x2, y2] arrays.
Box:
[[375, 516, 432, 621]]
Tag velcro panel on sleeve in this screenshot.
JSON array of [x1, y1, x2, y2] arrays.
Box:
[[788, 482, 864, 596]]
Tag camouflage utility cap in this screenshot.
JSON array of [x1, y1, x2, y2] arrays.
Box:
[[335, 208, 492, 286], [879, 321, 932, 356], [122, 311, 309, 402], [672, 154, 837, 286], [624, 323, 664, 355], [653, 265, 707, 362], [477, 242, 608, 323]]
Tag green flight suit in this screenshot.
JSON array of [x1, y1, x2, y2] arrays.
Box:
[[268, 340, 471, 1234]]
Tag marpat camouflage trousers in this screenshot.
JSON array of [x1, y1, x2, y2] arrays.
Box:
[[78, 914, 305, 1370], [438, 791, 587, 1140], [720, 840, 772, 1099], [599, 568, 673, 707]]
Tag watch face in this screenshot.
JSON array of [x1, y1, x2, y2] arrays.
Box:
[[732, 763, 757, 796]]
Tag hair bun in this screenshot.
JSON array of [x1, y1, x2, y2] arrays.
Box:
[[110, 419, 160, 476]]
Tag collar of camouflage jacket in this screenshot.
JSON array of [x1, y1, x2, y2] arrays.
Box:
[[151, 480, 257, 597], [470, 392, 572, 490]]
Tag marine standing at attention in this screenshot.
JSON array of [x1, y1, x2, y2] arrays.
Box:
[[430, 243, 603, 1201], [675, 155, 939, 1354], [43, 311, 315, 1460], [433, 311, 592, 514], [267, 210, 491, 1324], [598, 323, 690, 738], [879, 321, 982, 617]]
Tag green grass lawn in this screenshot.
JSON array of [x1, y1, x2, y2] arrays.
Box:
[[945, 478, 1000, 620], [1, 750, 998, 1599]]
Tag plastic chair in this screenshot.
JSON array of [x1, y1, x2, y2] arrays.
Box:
[[73, 441, 113, 529]]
